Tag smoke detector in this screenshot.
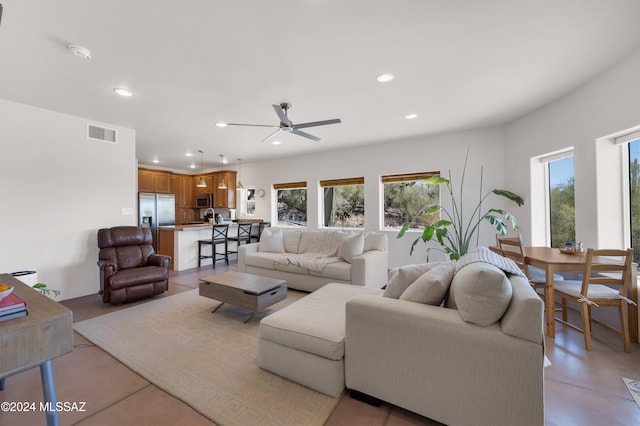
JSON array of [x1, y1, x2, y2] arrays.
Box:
[[68, 44, 92, 59]]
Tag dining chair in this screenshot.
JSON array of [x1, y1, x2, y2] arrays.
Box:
[[198, 224, 230, 268], [495, 233, 564, 293], [553, 248, 634, 352]]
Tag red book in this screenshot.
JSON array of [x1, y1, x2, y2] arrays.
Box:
[[0, 293, 27, 313]]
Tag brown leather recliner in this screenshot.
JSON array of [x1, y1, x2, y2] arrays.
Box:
[[97, 226, 170, 304]]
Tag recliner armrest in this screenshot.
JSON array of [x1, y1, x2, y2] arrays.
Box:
[[149, 254, 171, 267], [97, 260, 117, 273]]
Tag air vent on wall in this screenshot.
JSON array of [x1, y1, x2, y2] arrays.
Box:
[[87, 123, 117, 143]]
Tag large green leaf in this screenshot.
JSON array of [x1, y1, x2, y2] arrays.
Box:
[[492, 189, 524, 206], [423, 176, 449, 185]]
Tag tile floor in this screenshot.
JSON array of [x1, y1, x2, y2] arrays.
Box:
[[1, 261, 638, 425]]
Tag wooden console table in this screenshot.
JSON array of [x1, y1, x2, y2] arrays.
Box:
[[0, 274, 73, 426]]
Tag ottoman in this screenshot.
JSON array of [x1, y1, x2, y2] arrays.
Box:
[[259, 283, 383, 397]]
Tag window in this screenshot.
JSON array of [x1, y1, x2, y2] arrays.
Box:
[[546, 154, 575, 248], [320, 177, 364, 228], [275, 182, 307, 227], [381, 172, 440, 229], [628, 138, 640, 263]]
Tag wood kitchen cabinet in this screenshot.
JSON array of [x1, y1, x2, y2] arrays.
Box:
[[172, 174, 194, 207], [138, 169, 171, 193], [195, 175, 215, 195], [213, 171, 237, 208]]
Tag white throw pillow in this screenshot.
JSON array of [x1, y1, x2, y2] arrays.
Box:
[[363, 232, 387, 251], [400, 261, 456, 305], [259, 228, 285, 253], [281, 229, 302, 253], [338, 232, 365, 263], [383, 263, 436, 299], [448, 262, 513, 326]]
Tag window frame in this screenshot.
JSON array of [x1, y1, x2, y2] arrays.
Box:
[[380, 171, 440, 231], [274, 181, 307, 228], [320, 177, 365, 229]]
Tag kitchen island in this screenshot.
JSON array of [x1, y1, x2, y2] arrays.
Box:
[[158, 222, 242, 271]]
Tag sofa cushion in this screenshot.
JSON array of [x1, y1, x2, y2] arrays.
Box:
[[275, 261, 310, 274], [244, 252, 279, 270], [364, 232, 387, 251], [282, 229, 303, 253], [309, 260, 351, 281], [338, 232, 364, 263], [383, 263, 435, 299], [447, 262, 513, 326], [260, 283, 383, 360], [299, 230, 344, 256], [400, 261, 455, 305], [259, 228, 285, 253]]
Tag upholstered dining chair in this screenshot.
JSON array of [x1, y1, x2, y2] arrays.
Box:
[[198, 224, 229, 268], [553, 248, 635, 352], [495, 233, 564, 293]]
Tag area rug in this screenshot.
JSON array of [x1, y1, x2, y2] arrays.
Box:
[[74, 289, 340, 425]]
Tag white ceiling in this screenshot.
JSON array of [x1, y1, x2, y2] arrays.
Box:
[[1, 0, 640, 172]]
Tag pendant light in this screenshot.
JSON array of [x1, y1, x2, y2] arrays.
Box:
[[236, 158, 245, 189], [196, 150, 207, 188], [218, 154, 228, 189]]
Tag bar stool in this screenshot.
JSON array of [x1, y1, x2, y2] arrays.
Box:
[[253, 221, 271, 243], [228, 223, 252, 254], [198, 224, 229, 268]]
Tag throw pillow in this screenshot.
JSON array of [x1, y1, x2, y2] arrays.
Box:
[[363, 232, 387, 251], [400, 261, 456, 305], [282, 229, 302, 253], [383, 263, 436, 299], [447, 262, 513, 326], [338, 232, 365, 263], [259, 228, 285, 253]]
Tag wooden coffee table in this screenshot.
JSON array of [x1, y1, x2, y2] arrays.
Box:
[[199, 271, 287, 323]]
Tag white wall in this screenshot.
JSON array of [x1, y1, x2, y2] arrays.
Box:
[[505, 47, 640, 249], [0, 99, 137, 300], [239, 125, 513, 268]]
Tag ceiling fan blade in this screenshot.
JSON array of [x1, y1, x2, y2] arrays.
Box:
[[291, 129, 321, 142], [261, 128, 283, 143], [272, 104, 292, 127], [225, 123, 279, 128], [292, 118, 342, 129]]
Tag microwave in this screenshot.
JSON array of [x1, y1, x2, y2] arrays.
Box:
[[196, 194, 213, 208]]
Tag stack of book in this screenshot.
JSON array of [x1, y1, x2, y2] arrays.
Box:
[[0, 292, 28, 321]]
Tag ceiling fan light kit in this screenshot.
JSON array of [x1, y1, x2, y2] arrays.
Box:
[[219, 102, 341, 144]]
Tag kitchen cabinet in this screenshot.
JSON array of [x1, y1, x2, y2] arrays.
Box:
[[138, 169, 171, 193], [213, 171, 237, 208], [172, 174, 194, 208], [195, 175, 215, 195]]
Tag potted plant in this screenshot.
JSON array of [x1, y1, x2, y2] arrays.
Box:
[[33, 283, 61, 298], [398, 151, 524, 260]]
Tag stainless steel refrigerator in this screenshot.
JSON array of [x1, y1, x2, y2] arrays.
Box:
[[138, 192, 175, 251]]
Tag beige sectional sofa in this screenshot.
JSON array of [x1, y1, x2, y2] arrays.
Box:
[[238, 228, 388, 292], [258, 248, 545, 425]]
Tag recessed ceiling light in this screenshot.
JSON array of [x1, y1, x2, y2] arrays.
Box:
[[190, 163, 196, 169], [215, 122, 228, 128], [404, 114, 418, 120], [113, 88, 133, 97], [152, 159, 159, 164], [272, 140, 281, 145], [376, 73, 394, 83], [68, 44, 92, 59], [185, 152, 193, 157]]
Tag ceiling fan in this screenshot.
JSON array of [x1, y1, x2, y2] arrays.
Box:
[[219, 103, 341, 143]]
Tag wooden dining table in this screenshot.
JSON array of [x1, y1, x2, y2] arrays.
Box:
[[524, 246, 638, 341]]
